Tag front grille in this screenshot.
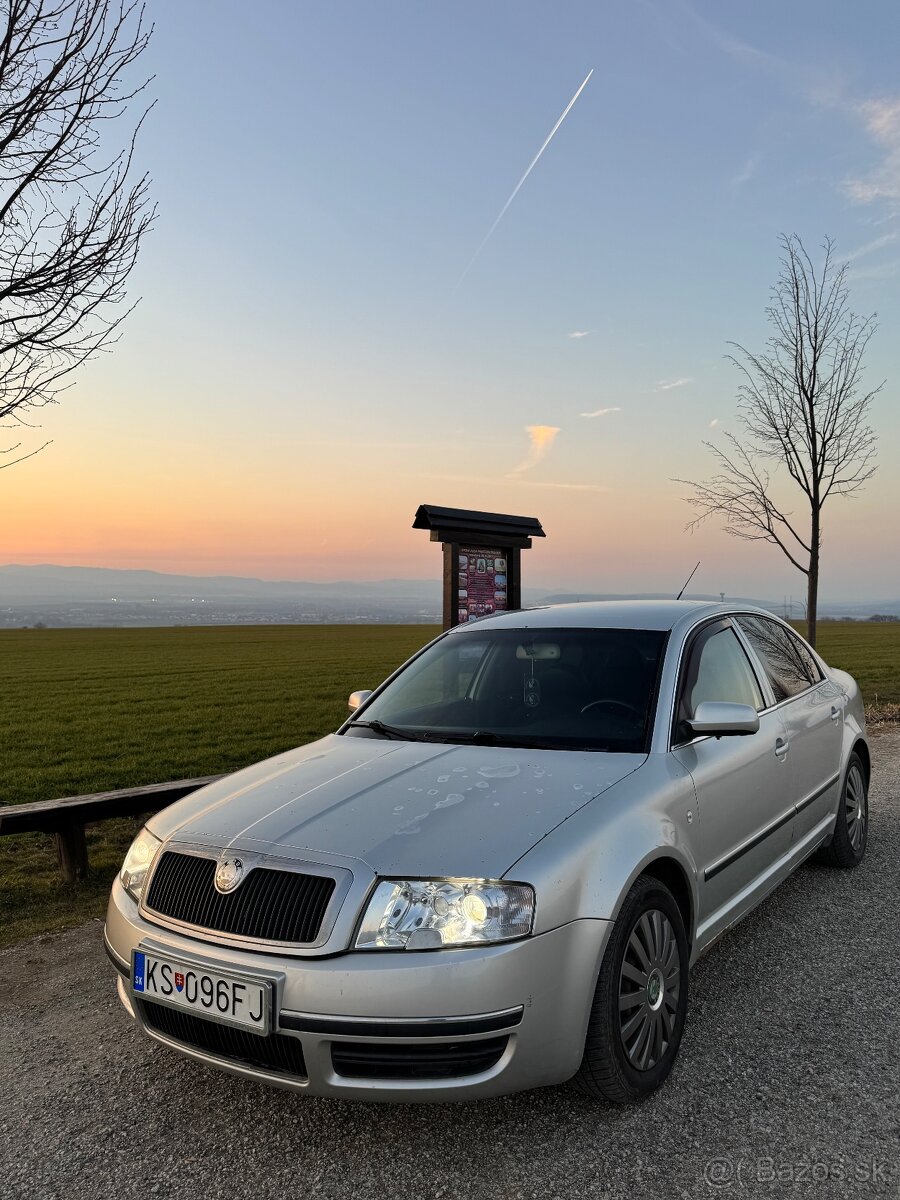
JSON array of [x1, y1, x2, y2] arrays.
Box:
[[139, 999, 307, 1077], [144, 850, 335, 944], [331, 1036, 509, 1080]]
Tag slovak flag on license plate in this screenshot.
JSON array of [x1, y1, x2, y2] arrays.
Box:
[[174, 972, 185, 992]]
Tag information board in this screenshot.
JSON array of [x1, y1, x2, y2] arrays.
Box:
[[457, 547, 508, 624]]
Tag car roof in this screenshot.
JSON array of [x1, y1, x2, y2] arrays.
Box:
[[451, 599, 775, 634]]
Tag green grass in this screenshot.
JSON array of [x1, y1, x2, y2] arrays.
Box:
[[0, 619, 896, 948], [0, 624, 438, 947], [806, 622, 900, 708]]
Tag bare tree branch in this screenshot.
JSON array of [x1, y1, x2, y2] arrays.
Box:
[[674, 234, 881, 646], [0, 0, 155, 464]]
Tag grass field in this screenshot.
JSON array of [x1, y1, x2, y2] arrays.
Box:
[[802, 622, 900, 714], [0, 619, 896, 947], [0, 624, 439, 946]]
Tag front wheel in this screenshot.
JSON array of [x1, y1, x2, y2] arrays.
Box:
[[570, 874, 689, 1103], [815, 751, 868, 868]]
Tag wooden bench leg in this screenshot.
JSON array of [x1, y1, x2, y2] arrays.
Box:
[[54, 823, 89, 883]]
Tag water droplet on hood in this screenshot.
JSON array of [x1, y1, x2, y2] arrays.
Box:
[[434, 793, 464, 809], [477, 764, 520, 779]]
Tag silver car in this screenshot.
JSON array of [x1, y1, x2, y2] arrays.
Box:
[[105, 601, 869, 1103]]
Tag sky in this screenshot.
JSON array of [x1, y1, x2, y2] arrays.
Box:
[[3, 0, 900, 602]]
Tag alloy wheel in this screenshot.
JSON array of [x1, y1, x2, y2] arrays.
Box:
[[618, 908, 681, 1072], [845, 763, 867, 854]]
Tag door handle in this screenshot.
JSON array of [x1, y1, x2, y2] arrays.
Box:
[[774, 737, 790, 759], [830, 705, 841, 723]]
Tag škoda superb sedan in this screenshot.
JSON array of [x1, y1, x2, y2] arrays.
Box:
[[106, 601, 869, 1103]]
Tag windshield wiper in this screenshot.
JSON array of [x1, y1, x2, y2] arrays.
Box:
[[429, 730, 564, 749], [351, 719, 429, 742], [429, 731, 612, 751], [431, 730, 500, 745]]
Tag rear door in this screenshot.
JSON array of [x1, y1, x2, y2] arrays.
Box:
[[735, 615, 844, 850], [672, 620, 794, 942]]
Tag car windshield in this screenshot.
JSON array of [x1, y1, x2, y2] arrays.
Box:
[[346, 626, 667, 753]]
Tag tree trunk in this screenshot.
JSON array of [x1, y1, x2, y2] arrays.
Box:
[[806, 516, 820, 648]]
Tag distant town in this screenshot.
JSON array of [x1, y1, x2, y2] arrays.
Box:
[[1, 565, 897, 629], [5, 598, 444, 628]]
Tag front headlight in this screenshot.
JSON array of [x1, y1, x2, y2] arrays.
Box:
[[120, 827, 162, 902], [355, 878, 535, 950]]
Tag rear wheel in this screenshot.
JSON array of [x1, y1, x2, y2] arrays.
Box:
[[815, 751, 868, 868], [571, 874, 688, 1103]]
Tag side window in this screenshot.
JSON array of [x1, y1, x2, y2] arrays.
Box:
[[736, 616, 819, 702], [676, 626, 764, 741], [783, 626, 824, 685]]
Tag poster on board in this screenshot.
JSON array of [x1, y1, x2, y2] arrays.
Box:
[[457, 548, 508, 623]]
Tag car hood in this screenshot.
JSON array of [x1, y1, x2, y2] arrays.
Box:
[[148, 734, 645, 878]]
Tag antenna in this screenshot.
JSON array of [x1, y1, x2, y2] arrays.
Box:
[[676, 561, 700, 601]]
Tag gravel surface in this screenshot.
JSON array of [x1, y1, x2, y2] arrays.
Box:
[[2, 726, 899, 1200]]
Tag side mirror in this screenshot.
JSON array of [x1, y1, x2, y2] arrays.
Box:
[[348, 689, 373, 714], [688, 701, 760, 738]]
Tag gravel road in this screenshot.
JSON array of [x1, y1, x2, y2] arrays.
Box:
[[2, 726, 899, 1200]]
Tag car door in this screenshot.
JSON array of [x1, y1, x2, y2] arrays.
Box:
[[735, 615, 844, 850], [671, 620, 794, 942]]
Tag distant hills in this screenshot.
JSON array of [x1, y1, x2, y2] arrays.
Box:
[[532, 591, 899, 620], [0, 564, 896, 626], [0, 563, 441, 604]]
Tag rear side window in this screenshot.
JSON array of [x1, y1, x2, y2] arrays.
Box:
[[736, 615, 821, 702]]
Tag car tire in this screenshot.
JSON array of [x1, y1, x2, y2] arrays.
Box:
[[570, 874, 689, 1104], [814, 751, 868, 869]]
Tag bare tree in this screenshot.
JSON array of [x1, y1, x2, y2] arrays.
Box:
[[0, 0, 154, 467], [677, 235, 880, 647]]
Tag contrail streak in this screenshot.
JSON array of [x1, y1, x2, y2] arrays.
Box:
[[455, 68, 593, 289]]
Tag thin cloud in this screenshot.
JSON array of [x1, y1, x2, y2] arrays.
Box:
[[665, 4, 900, 210], [730, 153, 761, 190], [580, 406, 622, 418], [668, 0, 839, 101], [427, 472, 609, 495], [568, 330, 594, 339], [509, 424, 560, 475], [845, 257, 900, 283], [836, 232, 899, 262], [300, 439, 452, 450], [517, 479, 610, 493], [456, 69, 593, 289], [844, 99, 900, 204], [655, 377, 692, 392]]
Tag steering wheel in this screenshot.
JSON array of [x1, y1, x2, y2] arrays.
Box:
[[580, 698, 645, 720]]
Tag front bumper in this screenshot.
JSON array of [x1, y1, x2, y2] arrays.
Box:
[[105, 877, 610, 1101]]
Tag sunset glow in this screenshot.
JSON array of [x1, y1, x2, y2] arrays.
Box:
[[2, 1, 898, 602]]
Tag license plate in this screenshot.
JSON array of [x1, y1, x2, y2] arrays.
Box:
[[131, 950, 271, 1035]]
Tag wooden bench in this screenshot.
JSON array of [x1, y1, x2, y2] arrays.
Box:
[[0, 775, 225, 883]]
